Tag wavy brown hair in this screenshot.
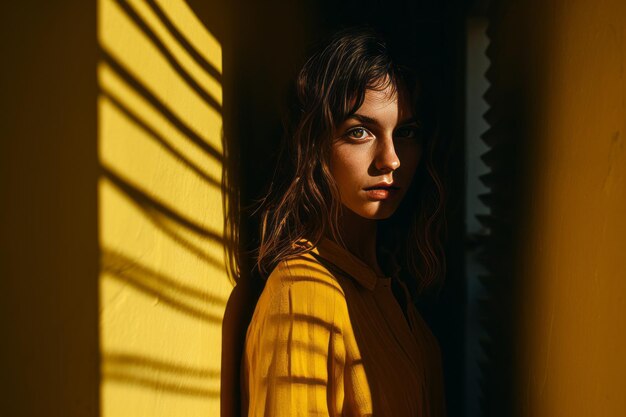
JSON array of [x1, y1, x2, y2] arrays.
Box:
[[255, 26, 447, 297]]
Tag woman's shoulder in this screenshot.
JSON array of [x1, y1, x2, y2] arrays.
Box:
[[251, 251, 349, 330], [265, 250, 346, 298]]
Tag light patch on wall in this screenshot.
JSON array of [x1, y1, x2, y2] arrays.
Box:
[[97, 0, 230, 415]]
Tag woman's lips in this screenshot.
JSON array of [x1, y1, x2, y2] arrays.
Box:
[[363, 187, 399, 200]]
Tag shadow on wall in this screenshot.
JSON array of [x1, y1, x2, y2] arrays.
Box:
[[1, 2, 102, 416], [97, 0, 236, 416]]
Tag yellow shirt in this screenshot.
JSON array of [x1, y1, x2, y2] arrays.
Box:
[[241, 238, 447, 417]]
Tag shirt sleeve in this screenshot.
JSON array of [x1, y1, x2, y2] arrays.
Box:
[[242, 257, 347, 417]]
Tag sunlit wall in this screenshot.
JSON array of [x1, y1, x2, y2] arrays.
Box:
[[97, 0, 231, 415]]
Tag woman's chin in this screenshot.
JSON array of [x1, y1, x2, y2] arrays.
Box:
[[352, 204, 398, 220]]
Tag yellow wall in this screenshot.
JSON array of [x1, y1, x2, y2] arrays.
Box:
[[1, 2, 100, 416], [496, 1, 626, 415], [98, 0, 231, 416]]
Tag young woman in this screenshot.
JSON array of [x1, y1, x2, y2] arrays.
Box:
[[241, 26, 447, 417]]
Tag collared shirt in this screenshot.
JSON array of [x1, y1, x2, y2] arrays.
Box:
[[241, 238, 447, 417]]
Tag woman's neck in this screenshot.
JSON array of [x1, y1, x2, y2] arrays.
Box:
[[330, 208, 383, 276]]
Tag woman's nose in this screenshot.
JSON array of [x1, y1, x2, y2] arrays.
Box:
[[374, 137, 400, 173]]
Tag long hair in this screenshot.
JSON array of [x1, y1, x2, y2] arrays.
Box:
[[255, 25, 447, 297]]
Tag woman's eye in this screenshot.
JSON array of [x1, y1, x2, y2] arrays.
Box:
[[395, 126, 421, 139], [346, 127, 371, 140]]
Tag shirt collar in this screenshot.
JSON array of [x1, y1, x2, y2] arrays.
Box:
[[306, 237, 389, 291]]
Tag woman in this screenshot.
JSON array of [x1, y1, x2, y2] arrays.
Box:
[[241, 26, 447, 417]]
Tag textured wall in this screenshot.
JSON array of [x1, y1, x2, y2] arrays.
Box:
[[98, 0, 231, 416], [483, 0, 626, 415]]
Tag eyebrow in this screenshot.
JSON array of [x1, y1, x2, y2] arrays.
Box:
[[347, 113, 418, 126]]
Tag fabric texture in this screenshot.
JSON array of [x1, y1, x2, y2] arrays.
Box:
[[241, 238, 447, 417]]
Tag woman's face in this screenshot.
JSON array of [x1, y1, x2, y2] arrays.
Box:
[[330, 80, 423, 220]]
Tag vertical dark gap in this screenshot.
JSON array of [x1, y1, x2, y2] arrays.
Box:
[[474, 0, 526, 415], [464, 5, 490, 417]]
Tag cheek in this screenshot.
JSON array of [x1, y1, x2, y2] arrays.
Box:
[[330, 145, 366, 186]]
